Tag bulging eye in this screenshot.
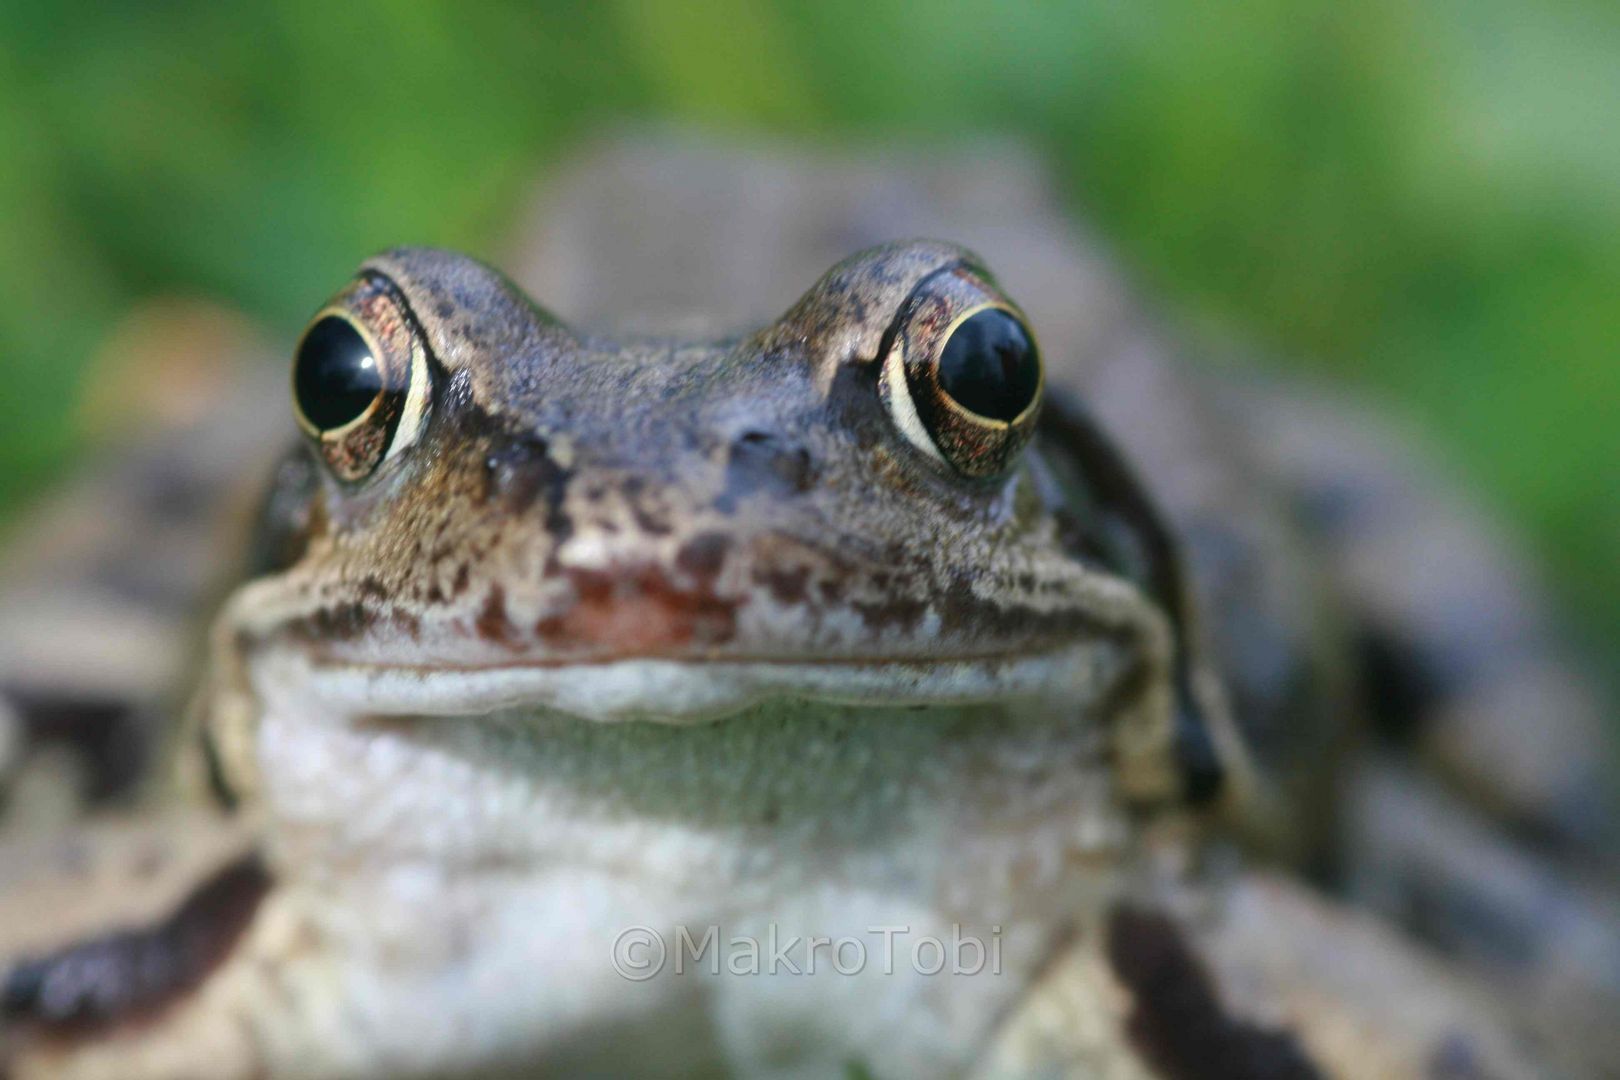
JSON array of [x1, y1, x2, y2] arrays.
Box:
[[880, 271, 1044, 477], [938, 307, 1041, 422], [292, 275, 432, 482], [294, 316, 383, 432]]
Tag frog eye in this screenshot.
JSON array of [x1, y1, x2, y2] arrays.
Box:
[[294, 317, 381, 430], [938, 308, 1042, 422], [292, 276, 431, 482], [880, 280, 1044, 476]]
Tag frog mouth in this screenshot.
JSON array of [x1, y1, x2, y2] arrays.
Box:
[[266, 643, 1135, 725], [236, 554, 1152, 722]]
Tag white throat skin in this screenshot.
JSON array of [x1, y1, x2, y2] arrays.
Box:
[[240, 642, 1153, 1078]]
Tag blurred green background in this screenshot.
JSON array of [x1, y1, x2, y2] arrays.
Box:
[[1, 0, 1616, 659]]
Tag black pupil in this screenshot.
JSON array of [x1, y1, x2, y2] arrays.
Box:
[[294, 316, 382, 430], [937, 308, 1040, 421]]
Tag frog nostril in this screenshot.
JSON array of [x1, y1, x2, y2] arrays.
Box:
[[482, 435, 574, 542], [483, 436, 556, 508], [720, 431, 815, 511]]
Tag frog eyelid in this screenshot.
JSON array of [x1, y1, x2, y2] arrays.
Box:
[[871, 260, 969, 375], [360, 272, 438, 467], [874, 264, 961, 469], [879, 333, 949, 466]]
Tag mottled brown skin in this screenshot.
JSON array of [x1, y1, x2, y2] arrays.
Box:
[[282, 249, 1122, 658]]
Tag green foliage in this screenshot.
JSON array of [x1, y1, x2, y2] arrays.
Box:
[[0, 0, 1615, 656]]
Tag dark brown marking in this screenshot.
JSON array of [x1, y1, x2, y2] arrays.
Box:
[[476, 585, 519, 647], [675, 532, 730, 583], [5, 688, 149, 805], [852, 595, 928, 634], [390, 610, 422, 639], [300, 600, 376, 641], [1106, 905, 1321, 1080], [759, 565, 811, 606], [2, 852, 273, 1039], [628, 496, 673, 537]]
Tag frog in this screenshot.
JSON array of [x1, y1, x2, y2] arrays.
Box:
[[0, 134, 1615, 1079]]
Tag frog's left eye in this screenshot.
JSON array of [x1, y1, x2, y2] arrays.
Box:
[[292, 275, 431, 482], [879, 270, 1044, 477]]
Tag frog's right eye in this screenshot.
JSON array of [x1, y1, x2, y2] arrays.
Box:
[[292, 276, 432, 482], [295, 316, 381, 430]]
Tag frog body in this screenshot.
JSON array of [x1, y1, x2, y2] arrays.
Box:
[[0, 134, 1614, 1078]]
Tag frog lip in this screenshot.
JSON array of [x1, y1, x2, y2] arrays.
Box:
[[274, 644, 1128, 723]]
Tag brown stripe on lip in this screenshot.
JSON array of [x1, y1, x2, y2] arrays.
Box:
[[2, 852, 272, 1040], [534, 565, 740, 653]]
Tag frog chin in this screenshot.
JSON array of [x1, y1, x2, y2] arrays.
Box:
[[248, 645, 1141, 897]]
